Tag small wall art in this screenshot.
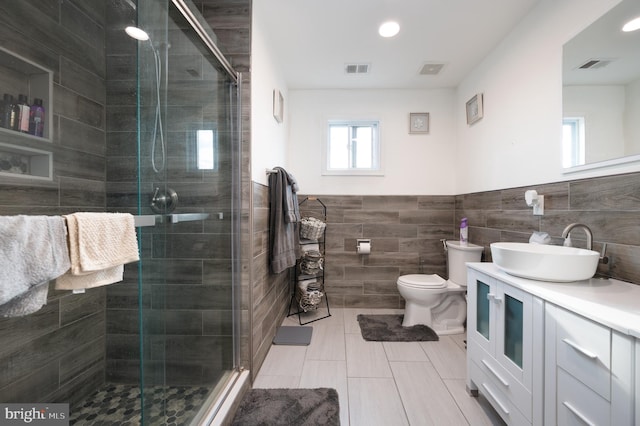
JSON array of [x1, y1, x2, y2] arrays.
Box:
[[273, 89, 284, 123], [409, 112, 429, 134], [466, 93, 483, 125]]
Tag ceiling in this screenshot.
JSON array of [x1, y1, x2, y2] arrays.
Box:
[[256, 0, 540, 90], [563, 0, 640, 86]]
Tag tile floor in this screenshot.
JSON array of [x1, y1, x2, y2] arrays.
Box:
[[68, 384, 209, 425], [254, 308, 506, 426]]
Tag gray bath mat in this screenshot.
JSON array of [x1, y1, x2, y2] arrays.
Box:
[[273, 326, 313, 345], [357, 314, 439, 342], [231, 388, 340, 425]]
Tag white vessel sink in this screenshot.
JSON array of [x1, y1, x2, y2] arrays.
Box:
[[490, 242, 600, 282]]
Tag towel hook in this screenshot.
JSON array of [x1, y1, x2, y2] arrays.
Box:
[[150, 187, 178, 214]]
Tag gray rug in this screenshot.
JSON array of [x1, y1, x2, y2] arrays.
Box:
[[232, 388, 339, 425], [357, 314, 439, 341], [273, 326, 313, 345]]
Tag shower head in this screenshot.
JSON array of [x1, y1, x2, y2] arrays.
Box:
[[125, 26, 150, 41]]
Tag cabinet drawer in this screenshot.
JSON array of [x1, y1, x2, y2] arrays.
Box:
[[555, 307, 611, 399], [470, 348, 532, 421], [557, 368, 610, 426], [469, 358, 531, 426]]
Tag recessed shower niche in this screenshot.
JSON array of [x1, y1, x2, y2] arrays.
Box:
[[0, 47, 53, 180]]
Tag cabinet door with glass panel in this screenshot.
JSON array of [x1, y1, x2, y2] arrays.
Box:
[[467, 269, 534, 386]]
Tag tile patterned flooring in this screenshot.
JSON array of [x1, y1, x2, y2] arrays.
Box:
[[254, 308, 506, 426], [69, 384, 210, 425]]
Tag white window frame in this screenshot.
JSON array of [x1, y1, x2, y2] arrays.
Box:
[[562, 116, 585, 168], [322, 119, 383, 176]]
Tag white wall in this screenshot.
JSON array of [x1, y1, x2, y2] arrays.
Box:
[[251, 1, 288, 186], [563, 85, 626, 163], [626, 78, 640, 154], [456, 0, 628, 193], [252, 0, 635, 194], [286, 89, 457, 195]]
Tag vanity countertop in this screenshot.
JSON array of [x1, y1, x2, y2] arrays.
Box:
[[468, 262, 640, 338]]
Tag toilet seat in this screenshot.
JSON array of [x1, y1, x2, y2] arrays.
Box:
[[397, 274, 446, 289]]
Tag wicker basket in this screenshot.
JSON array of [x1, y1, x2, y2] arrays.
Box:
[[299, 250, 324, 275], [296, 280, 324, 312], [300, 217, 326, 240]]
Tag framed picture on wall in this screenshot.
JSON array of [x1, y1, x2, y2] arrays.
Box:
[[409, 113, 429, 134], [273, 89, 284, 123], [466, 93, 483, 125]]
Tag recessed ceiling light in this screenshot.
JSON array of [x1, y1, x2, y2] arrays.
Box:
[[379, 21, 400, 38], [622, 16, 640, 32]]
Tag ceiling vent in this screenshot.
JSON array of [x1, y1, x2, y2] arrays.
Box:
[[419, 63, 445, 75], [345, 63, 370, 74], [577, 58, 614, 70]]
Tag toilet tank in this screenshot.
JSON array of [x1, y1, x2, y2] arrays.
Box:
[[446, 240, 483, 286]]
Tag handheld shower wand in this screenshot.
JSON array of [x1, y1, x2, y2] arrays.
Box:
[[125, 26, 166, 173]]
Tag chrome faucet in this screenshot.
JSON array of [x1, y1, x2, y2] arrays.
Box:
[[561, 223, 593, 250], [561, 223, 608, 264]]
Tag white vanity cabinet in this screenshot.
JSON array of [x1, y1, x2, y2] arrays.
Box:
[[467, 262, 640, 426], [467, 268, 544, 425], [544, 304, 634, 426]]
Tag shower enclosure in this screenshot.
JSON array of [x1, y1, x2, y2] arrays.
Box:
[[107, 0, 242, 423], [0, 0, 242, 424]]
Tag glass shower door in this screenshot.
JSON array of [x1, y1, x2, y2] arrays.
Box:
[[135, 0, 240, 423]]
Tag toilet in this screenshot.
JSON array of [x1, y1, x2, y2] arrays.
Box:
[[397, 240, 483, 334]]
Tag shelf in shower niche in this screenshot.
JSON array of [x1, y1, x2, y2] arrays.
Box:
[[0, 47, 53, 141], [0, 142, 52, 180], [134, 213, 210, 227]]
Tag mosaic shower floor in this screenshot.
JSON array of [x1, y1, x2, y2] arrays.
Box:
[[69, 384, 210, 425]]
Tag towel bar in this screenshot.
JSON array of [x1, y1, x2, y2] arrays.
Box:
[[133, 213, 210, 227]]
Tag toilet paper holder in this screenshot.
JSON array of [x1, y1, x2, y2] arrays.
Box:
[[357, 239, 371, 254]]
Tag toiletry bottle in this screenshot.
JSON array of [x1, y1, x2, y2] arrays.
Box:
[[29, 98, 45, 137], [460, 217, 468, 245], [9, 95, 20, 131], [14, 94, 30, 133], [0, 94, 14, 129]]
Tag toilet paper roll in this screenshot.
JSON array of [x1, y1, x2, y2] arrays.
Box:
[[357, 242, 371, 254]]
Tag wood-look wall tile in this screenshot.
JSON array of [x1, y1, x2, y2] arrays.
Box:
[[60, 176, 106, 207], [363, 223, 417, 238], [418, 196, 455, 210], [60, 288, 106, 326], [59, 116, 106, 155], [0, 302, 59, 357], [59, 337, 105, 385], [363, 196, 418, 210], [570, 173, 640, 211], [0, 362, 59, 403], [54, 84, 104, 129], [0, 182, 60, 207]]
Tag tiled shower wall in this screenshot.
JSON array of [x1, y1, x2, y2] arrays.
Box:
[[0, 1, 108, 405], [105, 0, 253, 385], [0, 0, 252, 406]]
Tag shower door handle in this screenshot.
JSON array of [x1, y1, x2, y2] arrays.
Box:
[[133, 213, 211, 227], [134, 215, 157, 227]]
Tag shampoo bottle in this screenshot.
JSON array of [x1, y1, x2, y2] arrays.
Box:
[[14, 94, 30, 133], [460, 217, 468, 245], [0, 94, 14, 129], [29, 98, 45, 137]]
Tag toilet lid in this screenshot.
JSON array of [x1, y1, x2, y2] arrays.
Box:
[[398, 274, 447, 289]]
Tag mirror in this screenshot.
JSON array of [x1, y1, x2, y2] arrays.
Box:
[[562, 0, 640, 170]]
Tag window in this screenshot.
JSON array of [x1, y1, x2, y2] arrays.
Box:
[[324, 120, 381, 175], [562, 117, 585, 168]]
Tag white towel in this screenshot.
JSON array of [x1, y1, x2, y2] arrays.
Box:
[[55, 212, 139, 290], [0, 215, 71, 317]]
